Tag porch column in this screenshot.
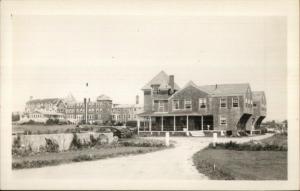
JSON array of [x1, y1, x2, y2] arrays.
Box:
[[201, 115, 204, 131], [161, 116, 164, 131], [173, 116, 176, 131], [144, 118, 146, 131], [149, 116, 152, 132], [137, 118, 140, 135], [186, 115, 189, 131]]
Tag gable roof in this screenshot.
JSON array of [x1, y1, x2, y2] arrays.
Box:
[[168, 80, 208, 100], [198, 83, 250, 96], [26, 98, 62, 105], [142, 71, 180, 90]]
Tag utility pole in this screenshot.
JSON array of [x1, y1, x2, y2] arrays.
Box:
[[84, 82, 88, 124]]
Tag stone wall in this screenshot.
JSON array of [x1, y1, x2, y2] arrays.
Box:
[[12, 132, 114, 152]]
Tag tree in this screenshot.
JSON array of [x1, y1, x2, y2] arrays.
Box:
[[12, 113, 20, 121]]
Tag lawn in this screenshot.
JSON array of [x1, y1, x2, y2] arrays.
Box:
[[12, 138, 170, 170], [193, 134, 287, 180]]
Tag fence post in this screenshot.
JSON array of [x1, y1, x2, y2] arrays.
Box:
[[165, 132, 170, 146], [213, 132, 217, 148], [137, 119, 140, 136]]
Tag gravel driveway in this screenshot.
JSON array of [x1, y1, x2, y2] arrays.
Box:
[[12, 133, 273, 181]]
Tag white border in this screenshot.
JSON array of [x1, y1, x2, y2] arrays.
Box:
[[1, 0, 299, 190]]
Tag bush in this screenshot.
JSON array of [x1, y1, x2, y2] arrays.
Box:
[[70, 133, 83, 150], [208, 140, 287, 151], [72, 154, 94, 162], [120, 139, 166, 147], [126, 120, 137, 127], [13, 135, 21, 148], [45, 119, 59, 125], [44, 138, 59, 152]]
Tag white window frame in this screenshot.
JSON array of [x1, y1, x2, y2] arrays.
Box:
[[232, 97, 239, 107], [184, 100, 192, 110], [199, 98, 207, 109], [172, 100, 180, 110], [158, 101, 165, 112], [220, 116, 227, 125], [220, 97, 227, 108]]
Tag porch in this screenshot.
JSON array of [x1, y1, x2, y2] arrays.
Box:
[[137, 115, 214, 134]]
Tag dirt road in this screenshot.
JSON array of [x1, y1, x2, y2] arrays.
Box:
[[10, 134, 273, 189]]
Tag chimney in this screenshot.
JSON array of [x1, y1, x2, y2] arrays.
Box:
[[136, 95, 139, 105], [169, 75, 174, 91], [88, 98, 90, 102], [215, 84, 218, 89]]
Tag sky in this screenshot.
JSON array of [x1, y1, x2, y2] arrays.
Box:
[[12, 15, 286, 121]]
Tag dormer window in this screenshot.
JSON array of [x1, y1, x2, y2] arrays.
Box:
[[199, 98, 207, 109], [220, 98, 227, 108], [152, 85, 160, 95], [172, 100, 180, 110], [185, 100, 192, 110], [158, 101, 164, 112]]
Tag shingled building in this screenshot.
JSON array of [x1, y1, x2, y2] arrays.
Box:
[[138, 71, 267, 136]]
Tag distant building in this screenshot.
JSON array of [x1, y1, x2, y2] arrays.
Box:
[[65, 94, 112, 124], [138, 71, 267, 136], [25, 98, 66, 114], [112, 95, 143, 124], [24, 98, 66, 123]]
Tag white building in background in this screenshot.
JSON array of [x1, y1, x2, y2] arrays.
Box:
[[21, 94, 76, 124]]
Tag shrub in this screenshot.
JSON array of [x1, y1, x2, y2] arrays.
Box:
[[70, 133, 83, 150], [208, 140, 287, 151], [72, 154, 94, 162], [45, 119, 59, 125], [13, 135, 21, 148], [44, 138, 59, 152], [126, 120, 137, 127], [120, 139, 166, 147]]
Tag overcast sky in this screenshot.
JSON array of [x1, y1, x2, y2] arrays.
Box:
[[12, 15, 286, 121]]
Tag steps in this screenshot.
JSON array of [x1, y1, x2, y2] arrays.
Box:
[[189, 131, 205, 137]]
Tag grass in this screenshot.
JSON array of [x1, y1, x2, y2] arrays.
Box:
[[12, 138, 170, 169], [12, 145, 164, 169], [193, 134, 287, 180]]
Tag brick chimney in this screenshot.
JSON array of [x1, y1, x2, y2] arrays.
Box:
[[168, 75, 174, 91], [136, 95, 139, 105]]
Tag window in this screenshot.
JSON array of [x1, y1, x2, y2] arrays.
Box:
[[253, 103, 257, 107], [232, 97, 239, 107], [152, 85, 160, 95], [173, 100, 180, 110], [185, 100, 192, 110], [158, 101, 164, 112], [220, 98, 227, 108], [220, 116, 227, 125], [199, 98, 207, 109]]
